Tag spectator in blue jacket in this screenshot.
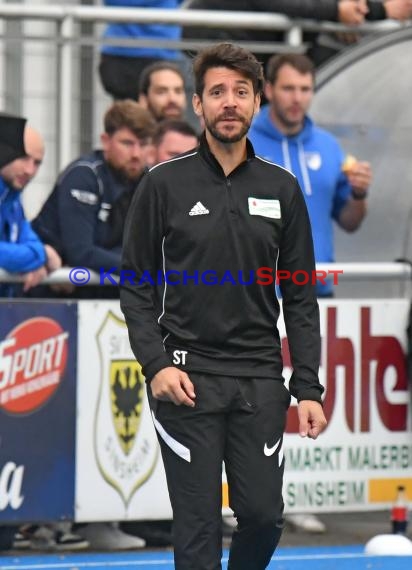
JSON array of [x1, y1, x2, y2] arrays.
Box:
[[99, 0, 185, 101], [249, 53, 371, 300], [0, 114, 26, 545], [0, 125, 61, 297]]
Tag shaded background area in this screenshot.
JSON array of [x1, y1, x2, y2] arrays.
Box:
[[311, 28, 412, 298]]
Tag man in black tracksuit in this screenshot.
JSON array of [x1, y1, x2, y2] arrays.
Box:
[[121, 43, 327, 570]]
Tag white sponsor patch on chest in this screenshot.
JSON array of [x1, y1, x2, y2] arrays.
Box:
[[248, 197, 281, 219], [306, 152, 322, 170]]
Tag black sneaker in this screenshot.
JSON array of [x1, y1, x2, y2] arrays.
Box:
[[54, 531, 89, 551]]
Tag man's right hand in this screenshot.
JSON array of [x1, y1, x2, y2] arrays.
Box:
[[44, 244, 62, 272], [151, 367, 196, 407], [22, 266, 48, 291]]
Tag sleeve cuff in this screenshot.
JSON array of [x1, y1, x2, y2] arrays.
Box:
[[366, 2, 386, 20], [296, 388, 324, 404], [143, 354, 173, 383]]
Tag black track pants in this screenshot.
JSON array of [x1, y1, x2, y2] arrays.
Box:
[[148, 374, 290, 570]]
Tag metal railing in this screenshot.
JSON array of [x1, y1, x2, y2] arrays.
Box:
[[0, 4, 409, 170], [1, 262, 411, 286]]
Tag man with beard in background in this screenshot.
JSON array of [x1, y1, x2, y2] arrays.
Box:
[[32, 100, 155, 298], [138, 61, 188, 121]]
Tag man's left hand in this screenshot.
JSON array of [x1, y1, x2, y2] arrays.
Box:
[[346, 161, 372, 194], [297, 400, 327, 440]]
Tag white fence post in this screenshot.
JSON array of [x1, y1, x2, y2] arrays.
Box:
[[57, 13, 74, 172]]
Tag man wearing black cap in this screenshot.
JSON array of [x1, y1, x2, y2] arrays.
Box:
[[0, 113, 27, 167], [0, 117, 61, 296]]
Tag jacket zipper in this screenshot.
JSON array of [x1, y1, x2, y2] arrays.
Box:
[[226, 177, 238, 217]]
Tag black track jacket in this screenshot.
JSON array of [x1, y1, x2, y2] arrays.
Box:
[[120, 135, 323, 403]]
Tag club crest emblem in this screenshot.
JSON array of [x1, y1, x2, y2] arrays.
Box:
[[110, 360, 143, 455], [95, 311, 159, 508], [305, 152, 322, 170]]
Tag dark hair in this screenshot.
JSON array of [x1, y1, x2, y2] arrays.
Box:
[[138, 61, 186, 96], [103, 99, 156, 141], [153, 119, 199, 147], [265, 53, 315, 85], [192, 42, 264, 98]]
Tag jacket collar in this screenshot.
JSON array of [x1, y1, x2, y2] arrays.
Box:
[[0, 176, 17, 203], [198, 131, 255, 174]]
